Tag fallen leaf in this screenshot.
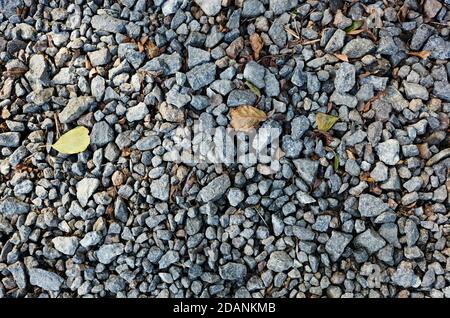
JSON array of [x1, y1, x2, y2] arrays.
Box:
[[52, 126, 90, 154], [245, 81, 261, 97], [397, 3, 409, 22], [146, 41, 159, 59], [250, 33, 264, 59], [333, 153, 340, 170], [407, 50, 431, 59], [335, 53, 349, 62], [85, 57, 92, 70], [316, 113, 339, 132], [346, 149, 356, 160], [230, 105, 267, 131], [345, 20, 363, 32], [346, 29, 365, 35]]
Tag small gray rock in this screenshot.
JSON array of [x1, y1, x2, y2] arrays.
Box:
[[354, 228, 386, 255], [342, 38, 375, 58], [52, 236, 79, 256], [0, 197, 30, 216], [358, 193, 388, 217], [293, 158, 319, 186], [219, 262, 247, 281], [198, 175, 231, 202], [267, 251, 293, 272], [28, 268, 64, 291], [76, 178, 100, 207], [376, 139, 400, 165], [59, 96, 95, 123], [96, 243, 124, 264]]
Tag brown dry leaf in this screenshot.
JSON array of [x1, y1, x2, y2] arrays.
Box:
[[138, 41, 145, 53], [230, 105, 267, 131], [5, 67, 28, 78], [146, 41, 160, 59], [85, 57, 92, 70], [407, 50, 431, 59], [346, 149, 356, 160], [121, 148, 132, 157], [335, 53, 349, 62], [397, 3, 409, 22], [140, 35, 149, 45], [250, 33, 264, 59]]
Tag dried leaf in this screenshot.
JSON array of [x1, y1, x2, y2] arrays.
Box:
[[138, 41, 145, 53], [250, 33, 264, 59], [5, 67, 28, 78], [146, 41, 160, 59], [346, 29, 365, 36], [230, 105, 267, 131], [52, 126, 90, 154], [346, 149, 356, 160], [85, 57, 92, 70], [335, 53, 349, 62], [407, 50, 431, 60], [397, 3, 409, 22], [316, 113, 339, 132], [345, 20, 363, 33], [245, 81, 261, 97]]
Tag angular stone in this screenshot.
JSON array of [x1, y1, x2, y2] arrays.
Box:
[[293, 158, 319, 186], [96, 243, 124, 264], [151, 175, 170, 201], [87, 48, 111, 67], [358, 193, 388, 217], [194, 0, 221, 16], [52, 236, 79, 256], [325, 231, 352, 262], [28, 268, 64, 291], [334, 62, 355, 93], [198, 175, 231, 202], [186, 62, 216, 90], [227, 90, 257, 107], [76, 178, 100, 207], [219, 262, 247, 281], [187, 46, 210, 68], [59, 96, 95, 123], [342, 38, 375, 58], [90, 121, 114, 146], [267, 251, 293, 272], [0, 132, 20, 147], [243, 61, 266, 89], [376, 139, 400, 165], [0, 197, 30, 216], [354, 228, 386, 255], [91, 14, 127, 33]]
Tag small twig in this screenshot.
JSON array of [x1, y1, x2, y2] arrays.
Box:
[[54, 113, 61, 139]]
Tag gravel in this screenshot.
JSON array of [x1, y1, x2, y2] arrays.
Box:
[[1, 0, 449, 300]]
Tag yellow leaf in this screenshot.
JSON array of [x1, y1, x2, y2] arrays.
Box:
[[52, 126, 90, 154], [335, 53, 349, 62], [316, 113, 338, 132], [407, 50, 431, 59], [230, 105, 267, 131]]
